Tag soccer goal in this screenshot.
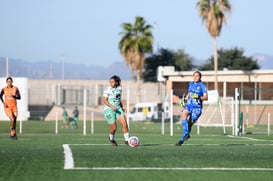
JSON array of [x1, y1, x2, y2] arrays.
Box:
[[235, 87, 272, 136], [197, 90, 235, 135]]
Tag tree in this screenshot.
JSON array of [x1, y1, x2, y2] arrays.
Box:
[[143, 48, 194, 82], [143, 48, 175, 82], [199, 47, 260, 71], [197, 0, 231, 90], [119, 16, 153, 102], [173, 49, 195, 71]]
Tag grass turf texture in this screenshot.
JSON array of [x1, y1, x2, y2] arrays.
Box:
[[0, 121, 273, 181]]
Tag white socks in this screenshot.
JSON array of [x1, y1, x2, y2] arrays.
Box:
[[109, 134, 114, 140], [124, 132, 130, 141], [110, 132, 129, 141]]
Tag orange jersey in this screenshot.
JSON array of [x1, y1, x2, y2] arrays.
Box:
[[1, 86, 19, 106]]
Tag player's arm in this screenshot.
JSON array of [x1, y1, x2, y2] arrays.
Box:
[[120, 99, 127, 113], [0, 88, 4, 103], [103, 96, 116, 110], [200, 92, 208, 101], [13, 88, 21, 100], [191, 92, 207, 100], [0, 88, 8, 108], [177, 93, 188, 107], [184, 92, 189, 101], [200, 84, 208, 101]]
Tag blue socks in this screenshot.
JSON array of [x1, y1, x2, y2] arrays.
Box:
[[180, 119, 189, 141]]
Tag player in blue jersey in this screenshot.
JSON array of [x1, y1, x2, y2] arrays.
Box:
[[176, 71, 208, 146], [103, 75, 130, 146]]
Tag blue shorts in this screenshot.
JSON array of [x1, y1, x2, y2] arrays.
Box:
[[184, 105, 202, 122]]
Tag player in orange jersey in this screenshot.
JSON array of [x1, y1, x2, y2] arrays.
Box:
[[0, 77, 21, 140]]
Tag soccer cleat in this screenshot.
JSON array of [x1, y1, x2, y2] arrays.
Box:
[[175, 140, 184, 146], [125, 141, 129, 146], [10, 130, 18, 140], [10, 135, 17, 140], [108, 138, 118, 146]]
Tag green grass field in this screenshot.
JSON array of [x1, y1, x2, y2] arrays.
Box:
[[1, 120, 273, 181]]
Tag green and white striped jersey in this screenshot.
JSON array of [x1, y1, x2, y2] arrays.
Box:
[[103, 86, 122, 110]]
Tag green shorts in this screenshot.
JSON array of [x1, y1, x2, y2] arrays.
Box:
[[63, 117, 67, 123], [104, 108, 124, 124]]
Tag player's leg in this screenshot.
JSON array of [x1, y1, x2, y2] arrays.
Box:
[[62, 116, 67, 128], [9, 115, 17, 139], [72, 121, 78, 129], [70, 118, 77, 129], [104, 109, 118, 146], [183, 114, 192, 141], [12, 107, 19, 139], [63, 116, 69, 128], [109, 122, 117, 138], [6, 107, 17, 140], [68, 117, 73, 128], [117, 108, 130, 145], [188, 121, 193, 132], [71, 119, 75, 128], [176, 108, 190, 146], [189, 108, 202, 133], [181, 119, 191, 141], [107, 122, 118, 146], [74, 117, 79, 128]]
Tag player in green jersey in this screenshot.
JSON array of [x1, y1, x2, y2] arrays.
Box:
[[103, 75, 130, 146], [62, 106, 69, 128]]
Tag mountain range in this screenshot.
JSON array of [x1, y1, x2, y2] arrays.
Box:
[[0, 53, 272, 80], [0, 58, 132, 80], [253, 53, 273, 70]]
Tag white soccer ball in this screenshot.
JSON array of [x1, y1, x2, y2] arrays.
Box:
[[128, 136, 140, 147]]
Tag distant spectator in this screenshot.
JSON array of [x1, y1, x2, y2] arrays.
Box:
[[62, 106, 69, 128], [70, 106, 79, 128]]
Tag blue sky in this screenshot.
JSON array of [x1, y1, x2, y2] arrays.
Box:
[[0, 0, 272, 67]]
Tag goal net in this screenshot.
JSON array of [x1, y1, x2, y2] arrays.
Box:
[[197, 90, 235, 135]]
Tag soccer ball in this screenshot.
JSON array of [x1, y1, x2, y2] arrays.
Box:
[[128, 136, 140, 147]]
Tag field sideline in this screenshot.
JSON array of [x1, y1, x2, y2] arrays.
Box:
[[63, 143, 273, 171], [1, 121, 273, 181]]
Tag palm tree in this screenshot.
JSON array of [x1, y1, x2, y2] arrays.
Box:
[[119, 16, 153, 102], [197, 0, 231, 90]]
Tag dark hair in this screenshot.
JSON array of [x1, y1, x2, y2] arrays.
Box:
[[110, 75, 121, 87], [6, 76, 13, 82], [193, 71, 202, 80]]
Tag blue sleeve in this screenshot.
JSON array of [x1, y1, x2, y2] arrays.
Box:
[[200, 82, 207, 95]]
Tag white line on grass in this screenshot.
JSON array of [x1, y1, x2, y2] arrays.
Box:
[[67, 167, 273, 171], [67, 143, 273, 146], [63, 143, 273, 171], [63, 144, 74, 169], [227, 135, 273, 142]]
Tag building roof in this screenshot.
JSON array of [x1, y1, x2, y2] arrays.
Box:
[[158, 66, 273, 83]]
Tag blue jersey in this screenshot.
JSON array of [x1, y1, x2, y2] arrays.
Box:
[[186, 81, 207, 108]]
